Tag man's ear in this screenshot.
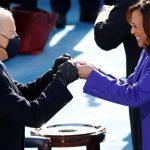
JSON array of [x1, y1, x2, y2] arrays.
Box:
[[0, 48, 8, 61], [0, 34, 9, 49], [0, 34, 9, 61]]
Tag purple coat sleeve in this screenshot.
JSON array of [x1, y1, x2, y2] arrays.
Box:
[[83, 67, 150, 107], [98, 68, 134, 84]]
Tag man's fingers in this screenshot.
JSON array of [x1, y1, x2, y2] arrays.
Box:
[[62, 53, 71, 59]]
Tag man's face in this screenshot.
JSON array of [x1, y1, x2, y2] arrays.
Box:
[[0, 15, 17, 61], [0, 16, 17, 39], [130, 9, 149, 48]]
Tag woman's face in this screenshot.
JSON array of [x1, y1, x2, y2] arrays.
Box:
[[131, 9, 149, 48]]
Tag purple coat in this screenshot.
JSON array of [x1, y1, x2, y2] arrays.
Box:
[[84, 49, 150, 150]]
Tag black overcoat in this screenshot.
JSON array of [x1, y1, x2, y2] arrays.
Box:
[[0, 61, 72, 150]]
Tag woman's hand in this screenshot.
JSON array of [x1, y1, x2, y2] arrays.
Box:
[[75, 61, 96, 79]]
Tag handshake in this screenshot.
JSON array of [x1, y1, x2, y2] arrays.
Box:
[[52, 54, 78, 85]]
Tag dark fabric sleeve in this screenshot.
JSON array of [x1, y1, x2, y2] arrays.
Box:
[[94, 4, 131, 50], [16, 70, 54, 101], [0, 72, 72, 128]]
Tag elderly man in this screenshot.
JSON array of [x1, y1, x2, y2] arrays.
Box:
[[0, 7, 78, 150]]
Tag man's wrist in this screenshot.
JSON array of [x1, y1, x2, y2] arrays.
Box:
[[53, 73, 67, 86]]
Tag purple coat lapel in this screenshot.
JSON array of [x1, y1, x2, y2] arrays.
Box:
[[133, 50, 147, 82]]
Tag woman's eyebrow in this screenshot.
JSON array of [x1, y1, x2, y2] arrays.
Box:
[[130, 20, 137, 26]]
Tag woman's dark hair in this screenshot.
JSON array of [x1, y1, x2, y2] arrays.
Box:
[[127, 0, 150, 41]]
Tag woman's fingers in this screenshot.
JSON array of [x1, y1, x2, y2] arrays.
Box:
[[77, 64, 95, 79]]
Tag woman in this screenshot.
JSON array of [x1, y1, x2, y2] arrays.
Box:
[[0, 7, 78, 150], [94, 0, 143, 149], [77, 0, 150, 149]]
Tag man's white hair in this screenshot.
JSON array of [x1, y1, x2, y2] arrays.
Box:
[[0, 7, 13, 18]]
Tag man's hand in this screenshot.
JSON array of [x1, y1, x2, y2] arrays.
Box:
[[54, 60, 78, 85], [52, 54, 71, 73]]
